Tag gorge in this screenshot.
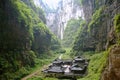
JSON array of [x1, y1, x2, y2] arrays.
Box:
[[34, 0, 84, 39], [0, 0, 120, 80]]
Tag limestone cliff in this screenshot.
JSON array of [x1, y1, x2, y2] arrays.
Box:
[[73, 0, 120, 79], [101, 0, 120, 80], [34, 0, 84, 39], [73, 0, 120, 51], [0, 0, 61, 79], [56, 0, 84, 39]]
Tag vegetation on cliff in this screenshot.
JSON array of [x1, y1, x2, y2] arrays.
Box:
[[62, 18, 84, 48], [114, 14, 120, 44], [71, 0, 120, 80], [114, 14, 120, 33], [0, 0, 60, 79], [88, 7, 104, 32], [79, 51, 109, 80], [1, 0, 120, 80]]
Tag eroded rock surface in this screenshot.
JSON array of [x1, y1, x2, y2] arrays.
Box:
[[101, 45, 120, 80]]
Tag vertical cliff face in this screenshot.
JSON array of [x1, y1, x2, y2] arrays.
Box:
[[82, 0, 108, 51], [82, 0, 105, 22], [74, 0, 120, 79], [101, 0, 120, 80], [57, 0, 84, 39], [34, 0, 84, 39], [0, 0, 61, 79], [73, 0, 119, 52]]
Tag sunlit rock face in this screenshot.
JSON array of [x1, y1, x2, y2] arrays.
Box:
[[34, 0, 84, 39], [46, 12, 58, 35], [82, 0, 105, 23], [56, 0, 84, 39], [80, 0, 120, 79]]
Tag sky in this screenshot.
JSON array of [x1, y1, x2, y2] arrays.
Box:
[[43, 0, 60, 9]]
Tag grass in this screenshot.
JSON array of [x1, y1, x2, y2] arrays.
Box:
[[26, 49, 109, 80], [21, 51, 60, 80], [78, 51, 109, 80], [30, 54, 59, 73], [27, 48, 72, 80], [61, 48, 72, 59], [27, 76, 58, 80]]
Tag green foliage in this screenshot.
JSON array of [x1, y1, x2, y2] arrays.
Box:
[[26, 52, 60, 80], [88, 7, 104, 32], [14, 0, 32, 25], [27, 77, 57, 80], [72, 7, 106, 54], [50, 34, 61, 51], [32, 23, 51, 54], [0, 0, 61, 79], [27, 76, 43, 80], [61, 48, 72, 59], [62, 18, 83, 47], [79, 51, 109, 80], [72, 20, 93, 53], [114, 14, 120, 44], [0, 50, 36, 79], [21, 0, 46, 23], [57, 48, 66, 53], [114, 14, 120, 33], [0, 67, 30, 80]]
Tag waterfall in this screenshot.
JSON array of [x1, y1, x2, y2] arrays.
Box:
[[33, 0, 84, 39]]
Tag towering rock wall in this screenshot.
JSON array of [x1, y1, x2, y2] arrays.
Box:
[[100, 0, 120, 80], [81, 0, 107, 51], [83, 0, 120, 50], [34, 0, 84, 39], [56, 0, 84, 39], [73, 0, 120, 52], [73, 0, 120, 79], [0, 0, 61, 79]]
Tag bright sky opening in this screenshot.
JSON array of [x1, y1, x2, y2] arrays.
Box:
[[43, 0, 60, 9]]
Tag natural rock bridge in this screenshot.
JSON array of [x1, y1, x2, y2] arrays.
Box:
[[42, 56, 89, 80]]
